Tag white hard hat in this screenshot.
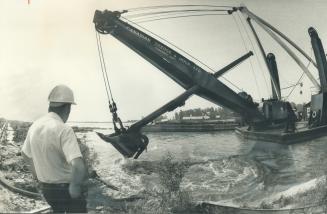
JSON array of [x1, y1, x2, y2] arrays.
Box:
[[48, 85, 76, 107]]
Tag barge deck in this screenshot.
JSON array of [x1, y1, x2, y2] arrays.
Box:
[[235, 122, 327, 144]]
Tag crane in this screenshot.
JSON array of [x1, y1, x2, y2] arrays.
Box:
[[93, 7, 318, 158]]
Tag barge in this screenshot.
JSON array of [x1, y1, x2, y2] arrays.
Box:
[[141, 119, 240, 132], [235, 122, 327, 144]]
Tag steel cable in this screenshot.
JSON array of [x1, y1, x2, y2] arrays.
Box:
[[232, 13, 261, 98], [126, 4, 233, 12], [237, 11, 271, 97], [135, 13, 228, 24], [95, 31, 115, 104], [125, 9, 230, 18], [128, 10, 226, 20], [121, 16, 243, 92], [124, 8, 229, 24], [284, 48, 314, 99]]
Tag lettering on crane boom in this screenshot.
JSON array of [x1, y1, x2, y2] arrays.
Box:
[[123, 22, 205, 74], [178, 57, 191, 67], [192, 65, 203, 73], [124, 25, 151, 43], [154, 42, 174, 57]]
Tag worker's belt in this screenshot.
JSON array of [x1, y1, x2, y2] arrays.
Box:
[[39, 182, 69, 188]]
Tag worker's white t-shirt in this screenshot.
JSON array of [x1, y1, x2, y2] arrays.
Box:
[[22, 112, 82, 183]]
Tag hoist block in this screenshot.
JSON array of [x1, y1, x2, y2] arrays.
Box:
[[96, 131, 148, 159]]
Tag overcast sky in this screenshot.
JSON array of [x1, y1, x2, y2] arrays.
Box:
[[0, 0, 326, 122]]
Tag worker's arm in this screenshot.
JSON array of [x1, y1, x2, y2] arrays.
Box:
[[69, 157, 87, 198], [21, 130, 37, 179], [61, 126, 88, 198], [21, 151, 37, 179]]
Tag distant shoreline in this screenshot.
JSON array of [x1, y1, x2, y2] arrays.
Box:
[[67, 120, 137, 124]]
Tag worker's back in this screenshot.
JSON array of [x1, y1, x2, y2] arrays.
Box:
[[23, 112, 81, 183], [21, 85, 87, 213]]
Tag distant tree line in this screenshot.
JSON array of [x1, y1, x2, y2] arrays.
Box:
[[174, 107, 237, 120], [154, 115, 168, 122], [9, 120, 32, 143], [153, 102, 305, 122]]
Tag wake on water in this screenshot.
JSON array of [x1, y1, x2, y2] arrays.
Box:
[[78, 129, 327, 210]]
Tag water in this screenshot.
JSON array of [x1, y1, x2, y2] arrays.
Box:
[[71, 122, 327, 208]]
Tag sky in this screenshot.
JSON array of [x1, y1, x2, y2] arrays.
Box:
[[0, 0, 326, 122]]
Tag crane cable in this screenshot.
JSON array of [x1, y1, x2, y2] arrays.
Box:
[[231, 12, 261, 98], [284, 49, 312, 99], [284, 48, 314, 99], [123, 7, 231, 23], [237, 11, 270, 96], [95, 30, 126, 133], [237, 11, 271, 96], [125, 4, 233, 12], [122, 16, 243, 92], [133, 13, 228, 24], [95, 31, 113, 104], [284, 72, 305, 100], [125, 9, 230, 18]]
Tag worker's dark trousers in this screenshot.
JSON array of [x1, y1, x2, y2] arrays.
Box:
[[40, 183, 87, 213]]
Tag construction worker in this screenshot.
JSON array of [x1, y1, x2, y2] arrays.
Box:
[[21, 85, 87, 213], [284, 102, 297, 133]]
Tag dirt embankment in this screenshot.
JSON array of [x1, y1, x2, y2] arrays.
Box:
[[0, 120, 136, 213], [0, 120, 48, 213]]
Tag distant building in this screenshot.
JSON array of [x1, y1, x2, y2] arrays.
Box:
[[182, 115, 210, 120]]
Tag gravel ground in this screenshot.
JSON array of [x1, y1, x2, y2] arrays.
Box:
[[0, 121, 133, 213], [0, 122, 49, 213]]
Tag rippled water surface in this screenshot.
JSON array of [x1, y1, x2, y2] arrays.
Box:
[[73, 123, 327, 208]]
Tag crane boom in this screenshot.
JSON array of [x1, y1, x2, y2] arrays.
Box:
[[93, 10, 265, 122], [238, 6, 321, 91]]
